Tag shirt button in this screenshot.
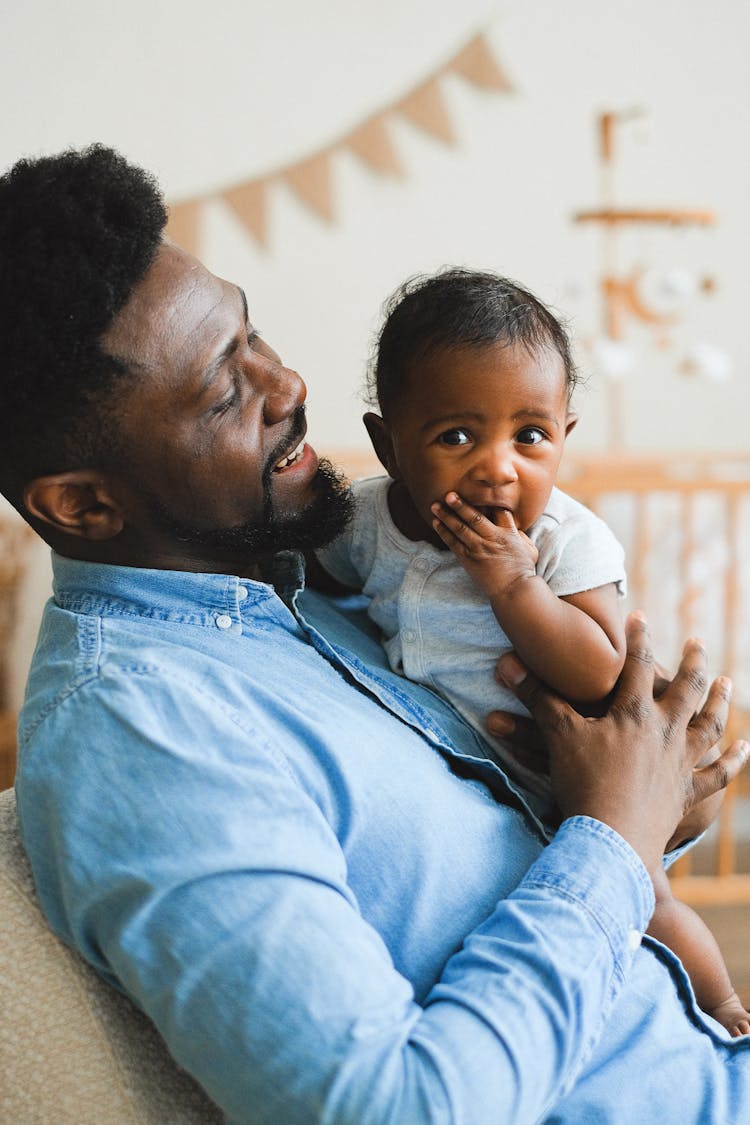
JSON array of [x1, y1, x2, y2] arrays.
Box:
[[237, 586, 249, 601], [627, 927, 642, 952], [215, 614, 233, 630], [403, 629, 417, 643]]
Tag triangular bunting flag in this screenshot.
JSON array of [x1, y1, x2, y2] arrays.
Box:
[[166, 200, 203, 255], [282, 152, 336, 223], [166, 28, 514, 246], [449, 32, 513, 92], [346, 114, 403, 177], [223, 179, 269, 247], [397, 77, 455, 145]]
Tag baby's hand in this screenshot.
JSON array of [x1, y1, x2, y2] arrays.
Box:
[[431, 492, 538, 600]]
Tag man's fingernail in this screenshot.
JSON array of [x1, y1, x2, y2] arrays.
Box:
[[498, 655, 527, 686], [488, 714, 515, 736]]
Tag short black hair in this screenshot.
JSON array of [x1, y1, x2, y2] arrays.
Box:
[[368, 267, 579, 419], [0, 144, 167, 507]]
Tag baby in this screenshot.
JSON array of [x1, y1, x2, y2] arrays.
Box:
[[314, 267, 750, 1037]]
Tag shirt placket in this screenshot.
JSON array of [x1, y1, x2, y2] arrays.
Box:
[[397, 551, 438, 684]]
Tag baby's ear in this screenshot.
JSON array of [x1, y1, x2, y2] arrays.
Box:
[[565, 411, 578, 438], [363, 412, 399, 479]]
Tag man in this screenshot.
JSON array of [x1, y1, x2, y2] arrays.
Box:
[[2, 145, 748, 1122]]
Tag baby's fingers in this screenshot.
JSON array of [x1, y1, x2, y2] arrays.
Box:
[[442, 493, 509, 537], [431, 499, 496, 550]]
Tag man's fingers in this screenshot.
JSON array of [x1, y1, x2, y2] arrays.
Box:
[[485, 710, 549, 773], [653, 661, 673, 699], [660, 635, 710, 723], [495, 653, 576, 737], [688, 675, 732, 758], [691, 740, 749, 806], [610, 613, 655, 713]]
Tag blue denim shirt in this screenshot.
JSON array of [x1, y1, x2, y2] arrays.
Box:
[[15, 555, 749, 1123]]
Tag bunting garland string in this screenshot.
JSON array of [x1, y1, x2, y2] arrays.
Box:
[[166, 31, 512, 252]]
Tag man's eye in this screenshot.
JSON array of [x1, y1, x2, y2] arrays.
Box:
[[438, 428, 471, 446], [210, 384, 239, 417], [517, 427, 545, 446]]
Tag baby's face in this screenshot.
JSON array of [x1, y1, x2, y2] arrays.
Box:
[[383, 341, 574, 536]]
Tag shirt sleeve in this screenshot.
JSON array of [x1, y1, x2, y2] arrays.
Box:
[[20, 666, 654, 1125]]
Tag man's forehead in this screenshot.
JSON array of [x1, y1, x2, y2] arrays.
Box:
[[101, 241, 229, 367]]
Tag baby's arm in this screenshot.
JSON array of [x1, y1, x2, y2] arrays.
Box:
[[431, 492, 625, 702], [650, 865, 750, 1037]]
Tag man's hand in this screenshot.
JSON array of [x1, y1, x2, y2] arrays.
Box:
[[493, 612, 748, 874], [431, 493, 538, 602]]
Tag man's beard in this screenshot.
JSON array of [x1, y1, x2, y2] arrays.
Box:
[[148, 456, 355, 559]]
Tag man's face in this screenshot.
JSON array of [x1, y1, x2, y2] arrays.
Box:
[[100, 241, 352, 572]]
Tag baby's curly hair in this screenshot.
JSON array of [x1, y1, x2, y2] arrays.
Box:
[[368, 268, 579, 420], [0, 144, 167, 506]]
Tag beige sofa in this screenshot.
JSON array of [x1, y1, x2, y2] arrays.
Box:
[[0, 787, 222, 1123]]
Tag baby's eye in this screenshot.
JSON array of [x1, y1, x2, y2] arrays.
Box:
[[438, 428, 471, 446], [516, 427, 546, 446]]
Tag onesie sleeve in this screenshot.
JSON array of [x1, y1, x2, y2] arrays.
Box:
[[532, 491, 627, 600], [314, 475, 385, 590]]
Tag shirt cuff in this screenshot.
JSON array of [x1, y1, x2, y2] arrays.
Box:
[[525, 816, 655, 956]]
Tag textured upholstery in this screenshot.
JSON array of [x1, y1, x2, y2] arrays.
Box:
[[0, 787, 222, 1124]]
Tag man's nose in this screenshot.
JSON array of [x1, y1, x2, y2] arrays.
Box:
[[259, 361, 307, 425]]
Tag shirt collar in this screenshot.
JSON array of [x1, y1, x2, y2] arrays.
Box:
[[51, 552, 279, 623]]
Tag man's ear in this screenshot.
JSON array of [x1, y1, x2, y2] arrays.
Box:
[[363, 412, 400, 479], [565, 411, 578, 438], [23, 471, 126, 540]]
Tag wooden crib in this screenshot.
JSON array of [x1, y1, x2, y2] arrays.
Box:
[[329, 449, 750, 905]]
